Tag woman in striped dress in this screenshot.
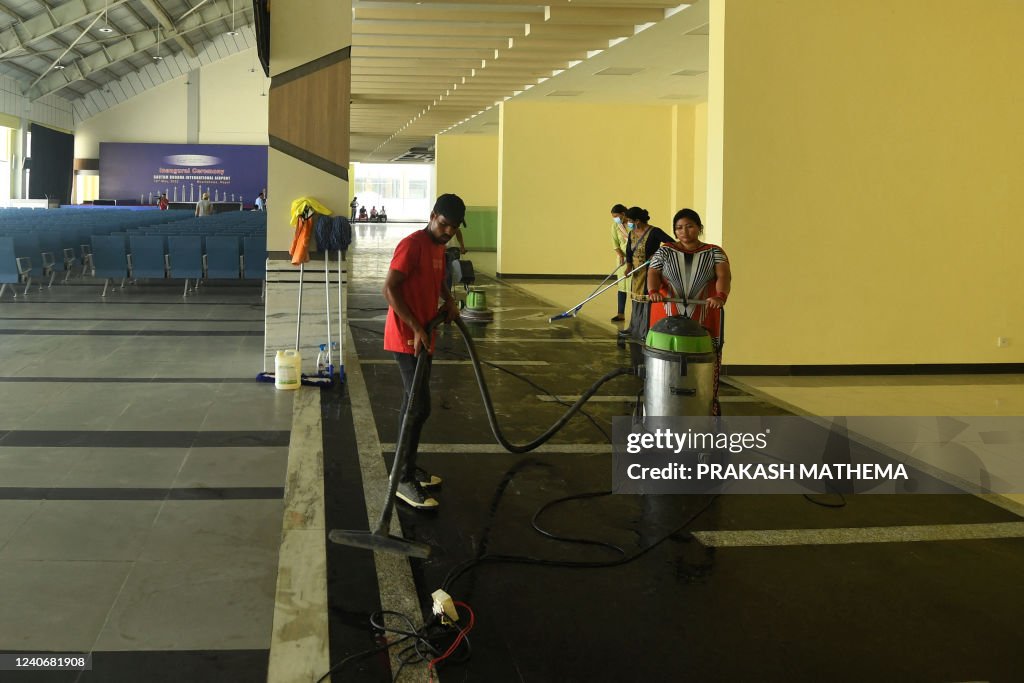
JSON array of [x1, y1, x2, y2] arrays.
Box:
[[648, 209, 732, 415]]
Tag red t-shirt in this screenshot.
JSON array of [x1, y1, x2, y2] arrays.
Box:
[[384, 228, 445, 354]]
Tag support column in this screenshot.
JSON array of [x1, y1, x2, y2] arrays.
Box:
[[263, 0, 351, 373], [186, 69, 200, 143]]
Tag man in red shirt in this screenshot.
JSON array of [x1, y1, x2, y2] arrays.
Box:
[[383, 194, 464, 508], [158, 193, 168, 210]]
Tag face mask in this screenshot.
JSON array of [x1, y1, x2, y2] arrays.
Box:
[[613, 216, 622, 225], [627, 222, 635, 230]]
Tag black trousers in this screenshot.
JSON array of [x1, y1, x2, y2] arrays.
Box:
[[394, 352, 433, 481]]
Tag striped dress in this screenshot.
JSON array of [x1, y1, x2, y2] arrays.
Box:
[[648, 242, 729, 347], [649, 242, 729, 416]]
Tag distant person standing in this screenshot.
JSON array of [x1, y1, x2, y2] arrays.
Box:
[[158, 193, 168, 211], [195, 192, 213, 217], [610, 203, 629, 322], [254, 192, 266, 211], [350, 196, 359, 220]]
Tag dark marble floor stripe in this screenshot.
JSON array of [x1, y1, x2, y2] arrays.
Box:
[[0, 317, 262, 322], [320, 386, 392, 682], [0, 487, 284, 500], [0, 377, 255, 383], [0, 649, 269, 683], [0, 329, 261, 336], [0, 430, 290, 448], [4, 300, 261, 306]]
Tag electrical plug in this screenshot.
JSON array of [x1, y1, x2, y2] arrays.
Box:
[[431, 589, 459, 625]]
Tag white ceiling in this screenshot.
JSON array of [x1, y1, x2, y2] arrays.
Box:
[[0, 1, 710, 162], [351, 0, 709, 162], [446, 0, 709, 137]]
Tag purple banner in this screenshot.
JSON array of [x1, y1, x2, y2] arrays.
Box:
[[99, 143, 268, 205]]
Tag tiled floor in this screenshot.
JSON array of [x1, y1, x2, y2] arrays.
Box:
[[0, 282, 286, 682], [2, 223, 1022, 682]]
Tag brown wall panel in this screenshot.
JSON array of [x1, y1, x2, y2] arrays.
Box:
[[269, 56, 350, 174]]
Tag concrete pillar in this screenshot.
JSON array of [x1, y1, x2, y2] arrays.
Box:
[[263, 0, 351, 373], [186, 69, 200, 143]]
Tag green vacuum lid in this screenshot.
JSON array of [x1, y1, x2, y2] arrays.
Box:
[[645, 315, 713, 353]]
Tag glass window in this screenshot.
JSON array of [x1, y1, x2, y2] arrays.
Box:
[[351, 163, 434, 221]]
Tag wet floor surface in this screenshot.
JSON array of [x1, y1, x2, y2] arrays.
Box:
[[323, 232, 1024, 682]]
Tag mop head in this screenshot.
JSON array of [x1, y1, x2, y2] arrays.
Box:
[[256, 372, 335, 387]]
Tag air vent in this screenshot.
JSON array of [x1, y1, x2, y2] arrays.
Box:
[[671, 69, 707, 77], [546, 90, 583, 97], [594, 67, 644, 76], [390, 146, 435, 162]]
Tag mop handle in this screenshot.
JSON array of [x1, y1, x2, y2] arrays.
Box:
[[548, 260, 651, 323], [579, 262, 626, 302]]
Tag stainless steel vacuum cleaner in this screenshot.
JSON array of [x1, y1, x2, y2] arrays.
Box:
[[642, 315, 716, 417]]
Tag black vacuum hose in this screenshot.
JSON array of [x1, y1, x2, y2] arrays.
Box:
[[451, 316, 633, 453]]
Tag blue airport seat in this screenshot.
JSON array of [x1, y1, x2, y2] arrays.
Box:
[[167, 236, 204, 279], [167, 236, 203, 296], [91, 235, 130, 297], [242, 236, 266, 280], [204, 236, 241, 279], [128, 236, 167, 279], [0, 237, 31, 299]]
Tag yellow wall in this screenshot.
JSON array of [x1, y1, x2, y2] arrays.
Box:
[[671, 104, 696, 222], [74, 49, 269, 158], [74, 79, 187, 158], [270, 0, 351, 76], [718, 0, 1024, 365], [498, 100, 694, 275], [435, 134, 498, 206], [199, 50, 270, 146]]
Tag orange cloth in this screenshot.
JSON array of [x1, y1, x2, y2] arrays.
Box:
[[289, 214, 314, 265]]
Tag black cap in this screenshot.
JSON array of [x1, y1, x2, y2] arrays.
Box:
[[433, 193, 467, 227]]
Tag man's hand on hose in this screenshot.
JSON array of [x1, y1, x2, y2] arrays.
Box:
[[411, 325, 431, 355], [442, 297, 461, 323]]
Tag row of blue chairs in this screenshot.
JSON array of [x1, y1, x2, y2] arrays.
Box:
[[0, 233, 266, 299], [91, 234, 267, 297], [1, 209, 269, 299]]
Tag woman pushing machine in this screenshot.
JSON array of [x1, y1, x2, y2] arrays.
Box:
[[647, 209, 732, 416]]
